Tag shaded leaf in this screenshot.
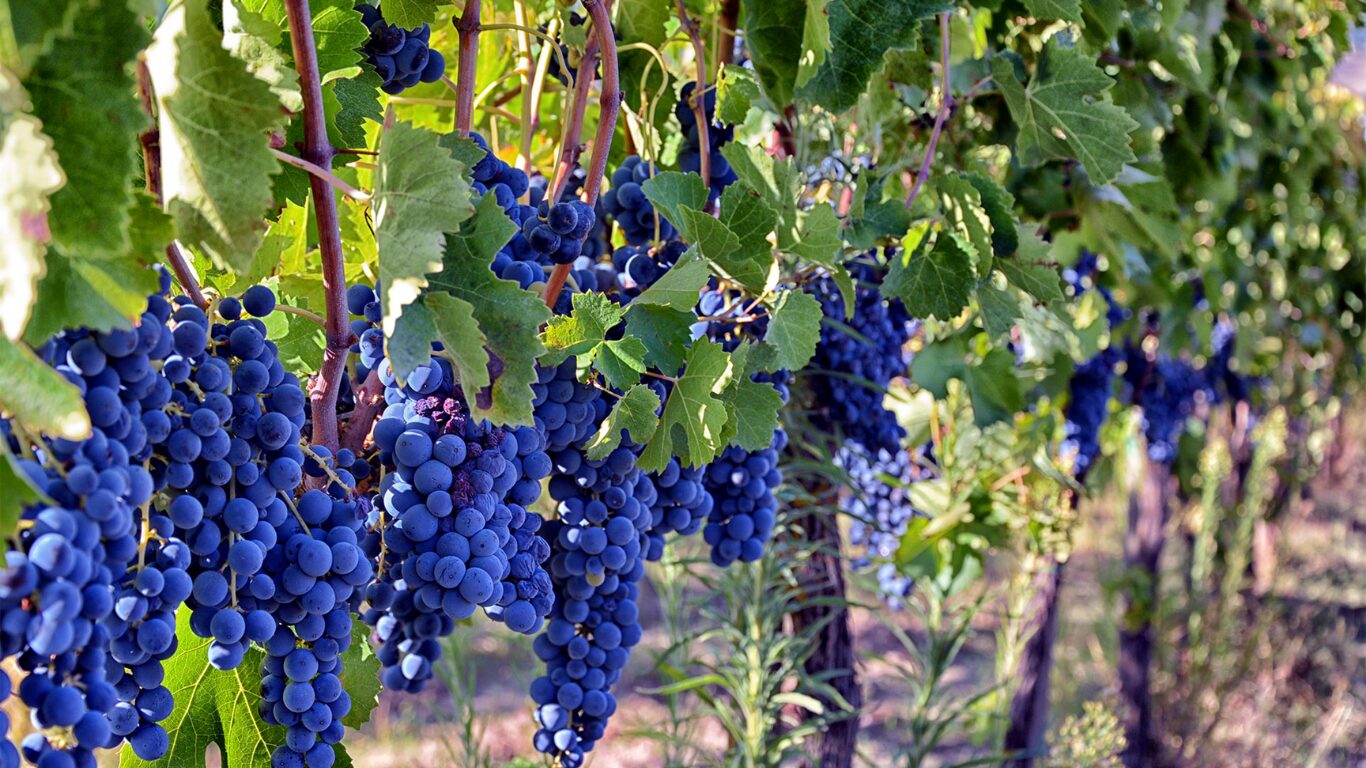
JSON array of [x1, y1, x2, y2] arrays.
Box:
[[0, 335, 90, 440], [586, 385, 661, 461], [799, 0, 951, 111], [882, 232, 975, 320]]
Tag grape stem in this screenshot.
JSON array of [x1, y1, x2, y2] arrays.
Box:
[[340, 367, 384, 454], [718, 0, 740, 67], [135, 59, 209, 310], [273, 303, 327, 327], [269, 148, 371, 202], [903, 13, 953, 212], [675, 0, 711, 191], [284, 0, 352, 455], [543, 0, 620, 311], [453, 0, 482, 137]]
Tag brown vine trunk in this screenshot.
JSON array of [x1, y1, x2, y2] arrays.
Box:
[[1004, 560, 1066, 766], [789, 504, 861, 768], [1120, 461, 1173, 768]]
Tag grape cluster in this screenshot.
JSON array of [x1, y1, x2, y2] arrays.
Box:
[[357, 4, 445, 95], [702, 430, 785, 567], [1207, 317, 1249, 403], [532, 418, 653, 767], [362, 352, 550, 693], [675, 81, 738, 200], [842, 447, 930, 606], [1, 281, 175, 764], [156, 286, 305, 673], [529, 169, 609, 264], [808, 259, 913, 456], [643, 458, 712, 561], [257, 487, 370, 768], [1124, 347, 1211, 464], [610, 240, 689, 294], [602, 156, 675, 245], [1062, 353, 1117, 478]]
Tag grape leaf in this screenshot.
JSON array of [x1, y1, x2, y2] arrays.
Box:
[[997, 227, 1064, 305], [632, 248, 709, 312], [0, 443, 43, 538], [428, 194, 549, 426], [0, 336, 91, 440], [425, 292, 492, 396], [641, 172, 709, 230], [741, 0, 806, 106], [585, 384, 661, 461], [799, 0, 950, 112], [385, 299, 439, 385], [624, 304, 693, 375], [788, 204, 854, 317], [714, 184, 779, 294], [308, 2, 369, 76], [883, 232, 976, 320], [331, 70, 384, 149], [965, 348, 1025, 426], [757, 289, 822, 372], [25, 0, 147, 257], [24, 249, 160, 347], [909, 335, 968, 399], [145, 0, 286, 274], [937, 173, 995, 277], [542, 292, 645, 390], [721, 344, 784, 453], [340, 619, 382, 729], [715, 66, 761, 125], [0, 72, 63, 340], [0, 0, 84, 77], [223, 0, 302, 113], [845, 175, 912, 250], [616, 0, 672, 124], [977, 283, 1021, 339], [962, 173, 1019, 258], [721, 144, 799, 245], [991, 42, 1139, 185], [374, 121, 475, 339], [678, 208, 745, 280], [1023, 0, 1082, 22], [639, 339, 736, 472], [797, 0, 833, 90], [375, 0, 437, 28]]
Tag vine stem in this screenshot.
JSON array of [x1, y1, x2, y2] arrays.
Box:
[[340, 367, 384, 453], [284, 0, 350, 455], [718, 0, 740, 67], [269, 148, 371, 202], [454, 0, 482, 136], [135, 59, 208, 309], [904, 12, 952, 211], [675, 0, 711, 191], [543, 0, 619, 310]]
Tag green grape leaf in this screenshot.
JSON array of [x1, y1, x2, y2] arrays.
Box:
[[309, 1, 369, 76], [543, 293, 647, 391], [937, 173, 995, 277], [615, 0, 672, 120], [720, 144, 799, 244], [641, 172, 709, 230], [909, 335, 968, 399], [632, 248, 709, 312], [991, 42, 1139, 185], [757, 289, 822, 373], [224, 0, 302, 113], [24, 249, 160, 347], [962, 173, 1018, 258], [340, 620, 382, 728], [624, 304, 694, 374], [845, 177, 912, 250], [741, 0, 807, 106], [715, 66, 761, 125], [375, 0, 437, 28], [0, 335, 91, 440], [0, 444, 43, 539], [799, 0, 950, 112], [789, 204, 853, 317], [374, 121, 475, 339], [797, 0, 832, 89], [385, 299, 439, 386], [997, 227, 1064, 305], [639, 339, 735, 472], [678, 207, 744, 275], [115, 614, 276, 768], [882, 232, 975, 320], [965, 348, 1024, 426], [0, 0, 85, 77], [25, 0, 147, 257], [146, 0, 287, 274], [0, 71, 64, 340], [585, 385, 661, 461], [1023, 0, 1082, 21], [426, 292, 491, 395], [714, 184, 778, 294], [428, 195, 549, 425], [722, 374, 783, 452], [977, 283, 1021, 339], [332, 70, 384, 149]]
